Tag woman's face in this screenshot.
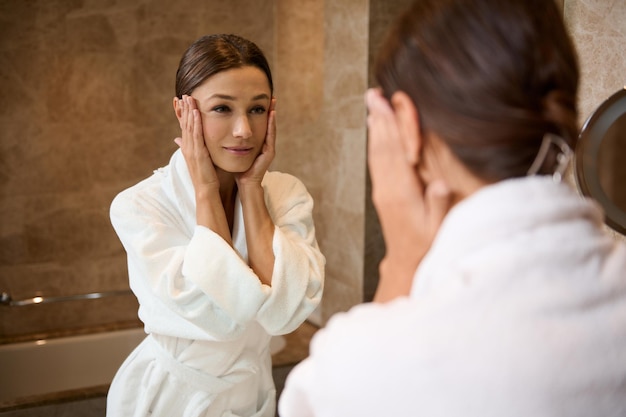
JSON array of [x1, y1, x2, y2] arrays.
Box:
[[191, 66, 272, 173]]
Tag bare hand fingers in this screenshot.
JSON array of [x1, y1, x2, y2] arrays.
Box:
[[178, 97, 192, 149], [192, 103, 203, 149], [264, 98, 277, 154], [366, 89, 403, 161], [366, 89, 423, 195], [184, 96, 195, 143], [269, 97, 276, 113], [178, 95, 206, 155]]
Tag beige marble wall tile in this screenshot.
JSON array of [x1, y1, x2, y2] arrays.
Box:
[[565, 0, 626, 122], [273, 0, 369, 323]]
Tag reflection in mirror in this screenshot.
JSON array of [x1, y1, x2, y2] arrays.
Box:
[[575, 88, 626, 235]]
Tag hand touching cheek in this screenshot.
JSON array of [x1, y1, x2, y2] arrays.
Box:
[[366, 89, 452, 302]]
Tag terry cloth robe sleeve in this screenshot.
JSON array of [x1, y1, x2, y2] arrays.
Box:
[[110, 179, 247, 340], [110, 150, 324, 341], [183, 171, 325, 336]]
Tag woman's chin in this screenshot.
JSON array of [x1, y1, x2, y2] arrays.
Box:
[[215, 161, 254, 175]]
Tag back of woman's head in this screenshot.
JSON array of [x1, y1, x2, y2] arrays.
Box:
[[375, 0, 579, 182], [175, 34, 273, 98]]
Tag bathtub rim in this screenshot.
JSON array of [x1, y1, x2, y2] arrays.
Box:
[[0, 326, 147, 411], [0, 382, 110, 412], [0, 320, 315, 412], [0, 319, 142, 345]]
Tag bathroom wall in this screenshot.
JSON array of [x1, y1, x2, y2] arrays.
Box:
[[272, 0, 370, 323], [564, 0, 626, 125]]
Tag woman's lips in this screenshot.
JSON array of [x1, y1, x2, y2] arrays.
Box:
[[223, 146, 253, 155]]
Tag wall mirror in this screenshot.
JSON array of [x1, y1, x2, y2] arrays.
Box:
[[575, 87, 626, 235]]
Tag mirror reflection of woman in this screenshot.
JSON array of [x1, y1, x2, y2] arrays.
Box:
[[279, 1, 626, 416], [107, 34, 325, 417]]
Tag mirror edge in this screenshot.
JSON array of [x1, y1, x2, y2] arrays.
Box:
[[574, 87, 626, 235]]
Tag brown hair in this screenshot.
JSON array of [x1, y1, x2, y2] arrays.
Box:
[[375, 0, 579, 182], [175, 34, 273, 98]]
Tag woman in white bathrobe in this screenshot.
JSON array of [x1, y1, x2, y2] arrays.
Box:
[[279, 1, 626, 416], [107, 34, 325, 417]]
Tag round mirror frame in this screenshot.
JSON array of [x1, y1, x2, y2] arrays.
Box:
[[575, 87, 626, 235]]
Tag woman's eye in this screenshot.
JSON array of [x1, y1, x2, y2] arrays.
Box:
[[212, 105, 230, 113], [250, 106, 267, 115]]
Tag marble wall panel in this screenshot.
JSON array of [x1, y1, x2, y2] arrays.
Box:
[[565, 0, 626, 123], [273, 0, 369, 323], [321, 0, 370, 322]]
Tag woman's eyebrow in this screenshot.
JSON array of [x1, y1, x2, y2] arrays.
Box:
[[206, 93, 270, 101], [252, 93, 270, 101], [208, 94, 235, 101]]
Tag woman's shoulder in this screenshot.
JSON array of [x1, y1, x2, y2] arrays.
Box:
[[263, 170, 305, 188], [261, 171, 315, 219], [110, 171, 168, 218], [262, 171, 311, 200]]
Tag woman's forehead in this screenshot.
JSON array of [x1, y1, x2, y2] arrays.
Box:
[[193, 67, 271, 101]]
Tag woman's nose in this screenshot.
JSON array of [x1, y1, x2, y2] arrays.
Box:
[[233, 115, 252, 139]]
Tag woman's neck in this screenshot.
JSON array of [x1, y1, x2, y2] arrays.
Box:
[[421, 136, 489, 208], [216, 169, 237, 232]]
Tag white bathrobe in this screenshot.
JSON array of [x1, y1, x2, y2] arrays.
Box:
[[279, 176, 626, 417], [107, 149, 325, 417]]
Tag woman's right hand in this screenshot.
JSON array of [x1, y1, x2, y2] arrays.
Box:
[[174, 95, 220, 193], [174, 95, 232, 244]]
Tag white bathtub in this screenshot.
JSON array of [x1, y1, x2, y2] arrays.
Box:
[[0, 327, 147, 406], [0, 328, 287, 408]]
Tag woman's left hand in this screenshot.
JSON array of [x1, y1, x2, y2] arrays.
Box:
[[236, 98, 277, 187], [235, 98, 277, 286]]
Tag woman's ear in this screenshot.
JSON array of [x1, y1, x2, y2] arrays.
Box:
[[173, 97, 183, 128], [391, 91, 422, 166]]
